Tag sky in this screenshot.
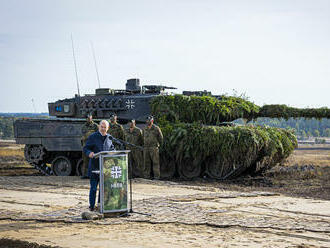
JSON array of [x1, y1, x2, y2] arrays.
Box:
[[0, 0, 329, 112]]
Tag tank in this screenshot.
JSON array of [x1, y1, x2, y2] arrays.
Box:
[[15, 78, 326, 178], [14, 78, 178, 176]]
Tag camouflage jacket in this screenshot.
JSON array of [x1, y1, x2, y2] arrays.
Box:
[[81, 121, 98, 144], [124, 127, 143, 148], [107, 122, 124, 140], [143, 124, 163, 147]]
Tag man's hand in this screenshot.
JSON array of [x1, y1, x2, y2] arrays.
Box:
[[89, 152, 94, 158]]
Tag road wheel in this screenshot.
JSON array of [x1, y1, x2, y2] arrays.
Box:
[[160, 157, 176, 179], [205, 154, 230, 179], [75, 158, 84, 176], [24, 145, 45, 164], [177, 158, 202, 180], [51, 156, 73, 176]]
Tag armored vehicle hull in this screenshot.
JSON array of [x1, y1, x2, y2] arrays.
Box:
[[14, 78, 177, 176], [15, 118, 85, 176]]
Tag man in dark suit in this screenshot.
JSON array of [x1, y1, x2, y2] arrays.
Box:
[[83, 120, 116, 211]]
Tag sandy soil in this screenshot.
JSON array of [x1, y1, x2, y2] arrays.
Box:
[[0, 142, 329, 247], [285, 146, 330, 167], [0, 176, 329, 248], [0, 142, 41, 177]]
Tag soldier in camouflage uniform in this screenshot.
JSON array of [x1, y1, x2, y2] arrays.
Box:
[[81, 114, 98, 178], [124, 119, 143, 178], [143, 116, 163, 179], [107, 113, 124, 140]]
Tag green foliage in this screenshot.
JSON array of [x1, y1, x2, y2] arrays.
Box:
[[151, 95, 330, 124], [157, 120, 297, 178], [0, 113, 49, 140], [151, 95, 309, 178], [325, 128, 330, 137], [151, 95, 260, 125], [258, 105, 330, 120], [0, 117, 15, 139], [315, 138, 326, 144], [314, 130, 320, 137]]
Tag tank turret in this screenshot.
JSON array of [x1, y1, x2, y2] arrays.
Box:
[[48, 79, 176, 122]]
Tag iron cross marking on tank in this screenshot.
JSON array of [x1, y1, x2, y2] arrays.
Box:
[[111, 166, 122, 179], [126, 99, 135, 109]]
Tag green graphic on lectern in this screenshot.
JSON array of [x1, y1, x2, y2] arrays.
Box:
[[103, 155, 128, 211]]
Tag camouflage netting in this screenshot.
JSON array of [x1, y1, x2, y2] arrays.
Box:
[[150, 95, 312, 179], [258, 104, 330, 120], [157, 121, 297, 179], [151, 95, 330, 124], [151, 95, 260, 124]]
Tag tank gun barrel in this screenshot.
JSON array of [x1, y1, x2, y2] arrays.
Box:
[[162, 86, 177, 90]]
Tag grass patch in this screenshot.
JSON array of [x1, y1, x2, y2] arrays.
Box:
[[0, 149, 24, 158]]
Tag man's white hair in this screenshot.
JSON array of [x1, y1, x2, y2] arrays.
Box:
[[99, 120, 109, 128]]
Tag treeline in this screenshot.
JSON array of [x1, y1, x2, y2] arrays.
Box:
[[239, 118, 330, 138], [0, 113, 48, 139], [0, 118, 15, 139]]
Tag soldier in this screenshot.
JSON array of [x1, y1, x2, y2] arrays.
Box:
[[124, 119, 143, 177], [143, 116, 163, 179], [81, 114, 98, 179], [107, 113, 124, 140]]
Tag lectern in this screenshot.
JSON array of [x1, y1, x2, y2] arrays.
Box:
[[93, 150, 130, 214]]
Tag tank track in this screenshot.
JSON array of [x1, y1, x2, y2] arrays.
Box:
[[30, 162, 54, 176], [24, 145, 54, 176]]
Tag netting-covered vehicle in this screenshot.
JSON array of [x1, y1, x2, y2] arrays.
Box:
[[14, 78, 329, 178]]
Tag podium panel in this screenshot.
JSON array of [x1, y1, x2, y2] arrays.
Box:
[[98, 151, 129, 213]]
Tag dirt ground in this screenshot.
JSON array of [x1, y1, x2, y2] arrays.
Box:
[[0, 141, 329, 248], [0, 141, 41, 177]]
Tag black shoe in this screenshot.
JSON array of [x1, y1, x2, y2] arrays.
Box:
[[81, 176, 89, 179], [89, 207, 94, 211]]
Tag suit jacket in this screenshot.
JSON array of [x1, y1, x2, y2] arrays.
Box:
[[83, 131, 115, 178]]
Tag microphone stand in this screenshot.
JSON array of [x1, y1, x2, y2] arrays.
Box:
[[128, 157, 150, 216]]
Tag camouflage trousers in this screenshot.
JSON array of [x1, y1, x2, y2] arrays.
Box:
[[82, 152, 89, 177], [128, 149, 143, 178], [143, 147, 160, 179]]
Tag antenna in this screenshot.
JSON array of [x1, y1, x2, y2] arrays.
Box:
[[90, 41, 101, 88], [71, 34, 80, 96], [31, 99, 36, 113]]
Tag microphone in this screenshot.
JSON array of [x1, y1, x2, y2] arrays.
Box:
[[108, 135, 143, 150]]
